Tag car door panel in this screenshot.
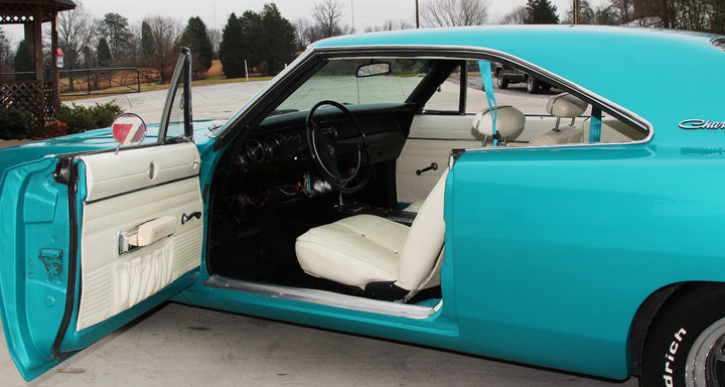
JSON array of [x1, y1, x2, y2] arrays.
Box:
[[396, 115, 481, 204], [0, 50, 200, 381], [76, 143, 203, 330]]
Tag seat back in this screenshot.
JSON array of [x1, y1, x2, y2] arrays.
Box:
[[395, 167, 449, 291], [472, 106, 526, 143], [530, 93, 588, 146]]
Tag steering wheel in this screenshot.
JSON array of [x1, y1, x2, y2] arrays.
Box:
[[306, 100, 372, 194]]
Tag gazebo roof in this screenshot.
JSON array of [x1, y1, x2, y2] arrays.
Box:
[[0, 0, 76, 24], [0, 0, 76, 10]]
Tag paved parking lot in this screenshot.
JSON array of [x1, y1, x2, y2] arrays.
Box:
[[1, 80, 638, 386]]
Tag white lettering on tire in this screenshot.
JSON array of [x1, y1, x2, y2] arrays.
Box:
[[663, 328, 687, 387]]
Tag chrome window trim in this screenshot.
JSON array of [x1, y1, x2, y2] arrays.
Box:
[[204, 275, 440, 320], [211, 44, 654, 149]]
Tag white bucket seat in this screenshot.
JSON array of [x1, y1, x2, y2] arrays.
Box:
[[295, 168, 449, 301]]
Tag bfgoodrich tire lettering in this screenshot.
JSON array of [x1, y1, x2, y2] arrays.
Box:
[[640, 283, 725, 387]]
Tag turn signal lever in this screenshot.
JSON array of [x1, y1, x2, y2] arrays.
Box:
[[416, 162, 438, 176]]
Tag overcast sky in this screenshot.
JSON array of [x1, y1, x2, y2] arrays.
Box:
[[3, 0, 606, 45], [81, 0, 601, 31]]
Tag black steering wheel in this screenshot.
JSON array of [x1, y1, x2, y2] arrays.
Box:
[[306, 100, 372, 194]]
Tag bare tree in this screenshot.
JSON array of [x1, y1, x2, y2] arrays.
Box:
[[293, 18, 312, 50], [312, 0, 351, 37], [561, 0, 620, 24], [57, 2, 97, 90], [364, 20, 414, 32], [0, 27, 13, 69], [208, 28, 222, 53], [420, 0, 490, 27], [141, 15, 183, 83], [499, 5, 527, 24]]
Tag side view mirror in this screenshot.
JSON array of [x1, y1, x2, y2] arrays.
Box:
[[112, 113, 147, 149], [356, 62, 391, 78]]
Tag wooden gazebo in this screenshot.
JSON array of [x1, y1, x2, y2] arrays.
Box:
[[0, 0, 75, 131]]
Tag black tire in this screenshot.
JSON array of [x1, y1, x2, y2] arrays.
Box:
[[540, 83, 552, 91], [526, 77, 540, 94], [497, 72, 509, 89], [640, 283, 725, 387]]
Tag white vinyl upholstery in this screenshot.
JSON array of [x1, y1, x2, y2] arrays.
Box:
[[296, 168, 449, 294], [295, 215, 408, 288], [403, 200, 424, 213], [530, 93, 588, 146], [77, 143, 203, 331], [472, 106, 526, 141], [546, 93, 588, 117], [529, 124, 585, 145]]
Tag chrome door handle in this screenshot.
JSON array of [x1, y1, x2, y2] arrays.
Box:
[[118, 216, 177, 255]]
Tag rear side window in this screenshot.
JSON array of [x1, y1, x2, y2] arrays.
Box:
[[424, 59, 649, 146]]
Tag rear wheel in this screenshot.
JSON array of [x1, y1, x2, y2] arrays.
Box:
[[640, 283, 725, 387], [497, 72, 509, 89], [526, 77, 540, 94]]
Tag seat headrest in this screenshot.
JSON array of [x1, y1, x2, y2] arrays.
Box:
[[472, 106, 525, 140], [546, 93, 588, 118]]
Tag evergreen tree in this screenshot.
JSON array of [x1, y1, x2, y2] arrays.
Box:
[[97, 38, 112, 67], [239, 10, 263, 71], [141, 21, 154, 61], [220, 13, 246, 78], [261, 4, 296, 75], [525, 0, 560, 24], [82, 46, 94, 68], [101, 13, 132, 62], [13, 40, 34, 79], [180, 16, 214, 75]]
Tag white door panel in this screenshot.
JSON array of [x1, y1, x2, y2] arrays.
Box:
[[408, 114, 482, 140], [397, 115, 481, 204], [76, 143, 204, 331], [80, 142, 201, 202]]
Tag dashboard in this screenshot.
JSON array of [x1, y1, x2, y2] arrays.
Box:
[[219, 106, 410, 202]]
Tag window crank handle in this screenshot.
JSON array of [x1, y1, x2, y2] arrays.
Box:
[[416, 162, 438, 176], [182, 211, 202, 225]]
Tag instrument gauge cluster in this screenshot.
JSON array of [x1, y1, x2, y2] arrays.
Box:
[[239, 130, 306, 167]]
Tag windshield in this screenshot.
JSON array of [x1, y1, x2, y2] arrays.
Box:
[[275, 58, 436, 113]]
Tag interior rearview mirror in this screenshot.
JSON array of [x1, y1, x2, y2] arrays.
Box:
[[356, 62, 391, 78]]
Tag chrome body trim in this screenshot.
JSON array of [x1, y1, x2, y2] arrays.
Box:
[[204, 275, 440, 320]]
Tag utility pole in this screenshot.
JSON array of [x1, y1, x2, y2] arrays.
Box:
[[415, 0, 419, 28], [573, 0, 579, 24], [351, 0, 355, 31]]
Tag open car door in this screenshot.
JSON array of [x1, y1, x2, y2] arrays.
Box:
[[0, 49, 203, 381]]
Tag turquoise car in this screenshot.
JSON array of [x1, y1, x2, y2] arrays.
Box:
[[2, 25, 725, 387]]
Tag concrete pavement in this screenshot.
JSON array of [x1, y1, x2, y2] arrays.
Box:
[[69, 80, 270, 123], [0, 303, 639, 387]]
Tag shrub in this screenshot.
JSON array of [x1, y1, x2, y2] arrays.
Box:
[[90, 102, 124, 129], [57, 104, 95, 135], [57, 102, 124, 135], [41, 120, 69, 139], [0, 108, 37, 140]]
